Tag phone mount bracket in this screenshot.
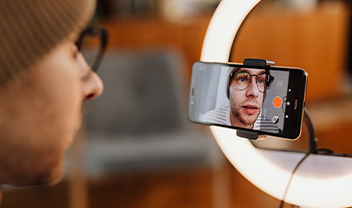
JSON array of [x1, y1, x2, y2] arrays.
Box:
[[303, 108, 318, 152], [235, 58, 275, 140], [237, 58, 318, 151], [236, 130, 266, 140], [243, 58, 275, 68]]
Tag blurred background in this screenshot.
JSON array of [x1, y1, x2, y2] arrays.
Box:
[[2, 0, 352, 207]]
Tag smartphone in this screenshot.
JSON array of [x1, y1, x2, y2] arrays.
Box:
[[188, 61, 307, 140]]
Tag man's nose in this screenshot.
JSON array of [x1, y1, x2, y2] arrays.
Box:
[[82, 72, 104, 100], [245, 77, 259, 98]]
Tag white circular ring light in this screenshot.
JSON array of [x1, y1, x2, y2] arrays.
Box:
[[201, 0, 352, 207]]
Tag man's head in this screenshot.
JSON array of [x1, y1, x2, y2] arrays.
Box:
[[0, 0, 104, 188], [226, 67, 273, 128]]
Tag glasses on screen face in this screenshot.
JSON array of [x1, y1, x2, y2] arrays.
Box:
[[75, 27, 108, 72], [231, 70, 273, 93]]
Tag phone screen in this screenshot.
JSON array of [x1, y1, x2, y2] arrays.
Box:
[[188, 61, 307, 139]]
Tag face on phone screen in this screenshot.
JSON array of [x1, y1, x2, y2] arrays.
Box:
[[188, 62, 306, 139]]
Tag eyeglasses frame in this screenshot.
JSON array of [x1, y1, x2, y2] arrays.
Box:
[[75, 26, 108, 72], [229, 69, 274, 93]]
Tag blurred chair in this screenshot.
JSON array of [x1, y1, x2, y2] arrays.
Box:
[[83, 48, 225, 177]]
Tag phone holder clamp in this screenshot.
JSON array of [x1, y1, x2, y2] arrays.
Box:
[[236, 58, 275, 140], [237, 58, 318, 152], [243, 58, 275, 68]]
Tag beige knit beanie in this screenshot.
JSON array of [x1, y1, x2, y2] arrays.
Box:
[[0, 0, 96, 86]]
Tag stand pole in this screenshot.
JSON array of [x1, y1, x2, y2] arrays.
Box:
[[303, 108, 317, 152]]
